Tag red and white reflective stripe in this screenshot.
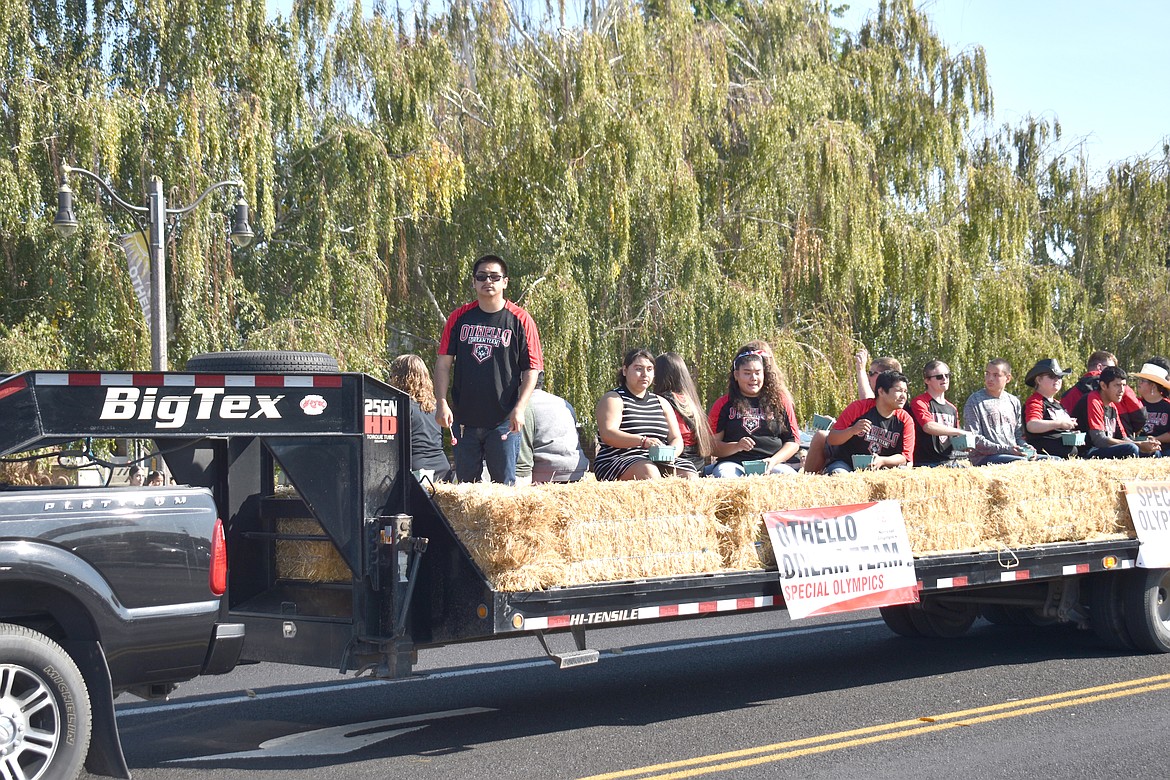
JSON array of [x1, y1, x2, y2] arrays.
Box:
[[519, 595, 775, 631], [999, 570, 1032, 582], [35, 372, 342, 389], [933, 576, 969, 589], [1062, 563, 1091, 576]]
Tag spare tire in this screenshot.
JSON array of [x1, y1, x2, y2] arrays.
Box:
[[185, 351, 339, 373]]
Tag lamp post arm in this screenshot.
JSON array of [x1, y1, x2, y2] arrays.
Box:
[[62, 165, 148, 216], [167, 180, 244, 217]]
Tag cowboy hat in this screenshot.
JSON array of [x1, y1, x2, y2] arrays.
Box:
[[1024, 358, 1073, 388], [1131, 362, 1170, 393]]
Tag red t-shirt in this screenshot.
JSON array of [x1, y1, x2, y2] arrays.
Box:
[[831, 399, 915, 464], [909, 392, 957, 464]]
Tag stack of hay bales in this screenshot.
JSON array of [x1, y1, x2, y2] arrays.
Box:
[[271, 459, 1170, 590], [431, 459, 1170, 591]]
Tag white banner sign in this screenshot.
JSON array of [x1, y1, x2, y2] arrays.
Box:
[[1123, 481, 1170, 568], [764, 500, 918, 620], [119, 231, 151, 325]]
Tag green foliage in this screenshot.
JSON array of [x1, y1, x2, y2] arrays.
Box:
[[3, 0, 1168, 430]]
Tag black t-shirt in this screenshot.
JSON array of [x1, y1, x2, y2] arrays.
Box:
[[1024, 392, 1078, 457], [715, 396, 794, 464], [1143, 398, 1170, 438], [438, 300, 543, 427], [408, 399, 451, 473]]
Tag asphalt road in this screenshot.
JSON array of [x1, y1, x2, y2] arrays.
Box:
[[83, 609, 1170, 779]]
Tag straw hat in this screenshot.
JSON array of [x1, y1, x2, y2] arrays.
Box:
[[1132, 363, 1170, 393], [1024, 358, 1073, 388]]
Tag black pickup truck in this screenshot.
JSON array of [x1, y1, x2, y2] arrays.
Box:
[[0, 482, 243, 778]]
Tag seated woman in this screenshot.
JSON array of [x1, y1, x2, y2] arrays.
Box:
[[594, 349, 698, 481], [389, 354, 454, 482], [654, 352, 714, 473], [1023, 358, 1079, 458], [708, 346, 799, 477]]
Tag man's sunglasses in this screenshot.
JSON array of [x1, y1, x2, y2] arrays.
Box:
[[474, 273, 504, 282], [929, 373, 951, 381]]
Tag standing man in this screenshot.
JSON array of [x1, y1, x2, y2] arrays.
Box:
[[910, 360, 967, 467], [1072, 366, 1161, 459], [823, 370, 915, 475], [435, 255, 544, 484], [963, 359, 1029, 466]]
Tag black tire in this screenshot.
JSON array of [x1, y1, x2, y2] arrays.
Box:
[[981, 604, 1060, 627], [879, 604, 923, 638], [0, 623, 92, 780], [907, 599, 979, 638], [1089, 572, 1136, 650], [1122, 568, 1170, 653], [185, 350, 339, 373]]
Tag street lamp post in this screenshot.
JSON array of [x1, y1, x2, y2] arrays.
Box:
[[52, 165, 254, 371]]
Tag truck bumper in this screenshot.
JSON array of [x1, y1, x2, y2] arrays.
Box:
[[202, 622, 245, 675]]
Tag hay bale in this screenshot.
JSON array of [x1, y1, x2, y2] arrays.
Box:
[[865, 466, 995, 554], [986, 458, 1170, 546], [275, 518, 353, 582], [432, 479, 723, 591], [712, 472, 874, 570]]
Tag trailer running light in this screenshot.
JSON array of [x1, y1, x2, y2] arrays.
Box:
[[512, 614, 525, 629], [1102, 555, 1119, 569], [477, 604, 488, 620], [210, 517, 228, 595]]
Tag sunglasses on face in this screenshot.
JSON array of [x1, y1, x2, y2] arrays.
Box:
[[474, 273, 504, 282], [929, 373, 950, 381]]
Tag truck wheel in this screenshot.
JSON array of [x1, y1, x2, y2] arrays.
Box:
[[1089, 572, 1136, 650], [879, 605, 923, 638], [0, 624, 91, 780], [907, 600, 978, 638], [1122, 568, 1170, 653], [185, 350, 339, 373]]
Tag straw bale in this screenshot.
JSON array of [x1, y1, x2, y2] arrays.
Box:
[[275, 518, 352, 582], [713, 472, 874, 570], [864, 466, 995, 554], [432, 479, 723, 591], [986, 458, 1170, 546]]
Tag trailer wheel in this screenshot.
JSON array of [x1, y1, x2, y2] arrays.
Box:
[[185, 350, 339, 373], [1122, 568, 1170, 653], [907, 600, 978, 638], [1089, 572, 1136, 650], [0, 624, 92, 780], [879, 605, 923, 638]]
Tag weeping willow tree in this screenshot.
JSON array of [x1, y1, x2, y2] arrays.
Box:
[[2, 0, 1167, 428]]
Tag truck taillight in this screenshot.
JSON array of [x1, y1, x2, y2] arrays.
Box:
[[210, 518, 228, 596]]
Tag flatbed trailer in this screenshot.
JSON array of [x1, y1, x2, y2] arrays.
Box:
[[2, 354, 1168, 687]]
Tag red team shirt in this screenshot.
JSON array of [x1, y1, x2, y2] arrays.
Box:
[[831, 399, 915, 464], [909, 392, 957, 464], [438, 300, 543, 428]]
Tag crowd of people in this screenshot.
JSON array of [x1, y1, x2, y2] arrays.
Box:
[[396, 254, 1169, 485]]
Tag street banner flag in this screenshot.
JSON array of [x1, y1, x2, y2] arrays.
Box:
[[119, 231, 151, 325]]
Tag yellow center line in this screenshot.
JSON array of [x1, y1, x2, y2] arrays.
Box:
[[578, 673, 1170, 780]]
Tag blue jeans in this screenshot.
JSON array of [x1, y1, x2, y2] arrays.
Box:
[[1087, 442, 1139, 460], [977, 453, 1029, 466], [453, 419, 520, 484], [824, 459, 853, 475], [711, 461, 796, 478]]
